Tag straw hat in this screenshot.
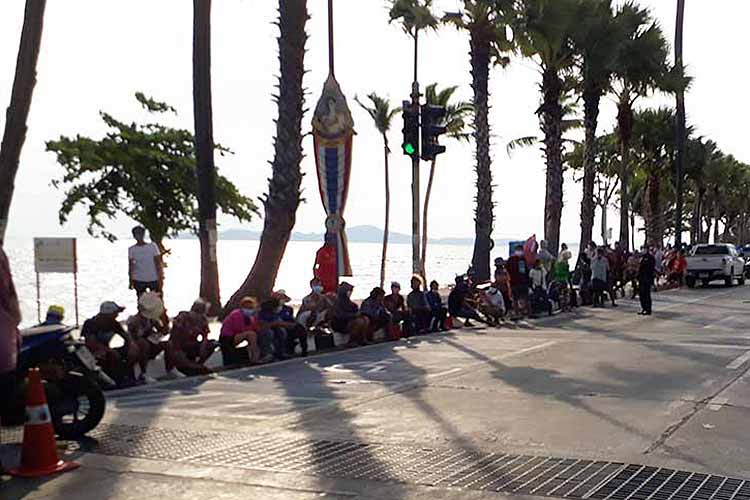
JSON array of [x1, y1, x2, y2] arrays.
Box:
[[138, 292, 164, 321]]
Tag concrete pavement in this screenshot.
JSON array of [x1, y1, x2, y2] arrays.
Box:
[[2, 283, 750, 499]]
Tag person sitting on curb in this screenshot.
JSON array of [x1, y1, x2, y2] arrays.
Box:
[[126, 292, 175, 382], [39, 305, 65, 326], [426, 281, 448, 332], [331, 282, 370, 347], [384, 281, 408, 332], [406, 275, 431, 335], [448, 275, 484, 327], [219, 296, 261, 366], [81, 301, 141, 386], [479, 286, 505, 325], [169, 299, 218, 376], [273, 290, 309, 357], [297, 278, 333, 333], [360, 287, 391, 341], [257, 298, 291, 362]]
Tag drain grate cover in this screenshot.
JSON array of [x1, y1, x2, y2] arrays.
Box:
[[4, 423, 750, 500]]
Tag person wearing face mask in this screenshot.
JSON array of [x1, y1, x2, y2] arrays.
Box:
[[219, 296, 261, 366], [507, 245, 531, 319], [257, 298, 291, 361], [272, 290, 308, 357]]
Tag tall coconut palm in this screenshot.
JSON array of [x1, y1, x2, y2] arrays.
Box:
[[445, 0, 514, 281], [389, 0, 439, 276], [192, 0, 221, 315], [610, 1, 669, 250], [0, 0, 46, 245], [514, 0, 583, 256], [355, 93, 398, 289], [673, 0, 686, 247], [225, 0, 307, 312], [421, 83, 472, 275], [572, 0, 619, 253]]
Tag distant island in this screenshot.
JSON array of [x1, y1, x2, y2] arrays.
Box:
[[179, 224, 518, 247]]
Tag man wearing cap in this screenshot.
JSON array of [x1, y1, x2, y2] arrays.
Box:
[[274, 290, 308, 357], [169, 299, 218, 375], [127, 292, 174, 382], [331, 282, 370, 347], [81, 301, 141, 385], [39, 305, 65, 326]]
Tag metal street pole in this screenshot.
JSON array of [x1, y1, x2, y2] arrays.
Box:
[[411, 28, 422, 276], [674, 0, 686, 248]]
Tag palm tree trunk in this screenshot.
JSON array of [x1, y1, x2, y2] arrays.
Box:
[[421, 158, 437, 277], [193, 0, 221, 315], [601, 205, 608, 246], [0, 0, 46, 245], [380, 136, 391, 289], [541, 68, 564, 256], [690, 190, 702, 244], [617, 90, 634, 251], [224, 0, 307, 313], [470, 30, 494, 281], [645, 171, 662, 247], [630, 212, 636, 250], [673, 0, 686, 247], [579, 89, 600, 252]]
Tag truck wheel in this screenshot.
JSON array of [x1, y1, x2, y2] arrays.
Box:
[[739, 274, 746, 286], [701, 279, 710, 287], [686, 277, 696, 288], [725, 276, 734, 287]]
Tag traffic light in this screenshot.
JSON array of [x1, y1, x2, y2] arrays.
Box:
[[421, 104, 447, 161], [402, 100, 419, 158]]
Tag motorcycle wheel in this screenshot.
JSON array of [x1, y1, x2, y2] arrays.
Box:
[[50, 376, 106, 439]]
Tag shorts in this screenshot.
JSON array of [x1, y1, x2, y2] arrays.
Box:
[[134, 280, 161, 296], [511, 285, 529, 300]]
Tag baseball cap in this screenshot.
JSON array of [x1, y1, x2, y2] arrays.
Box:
[[100, 301, 125, 315]]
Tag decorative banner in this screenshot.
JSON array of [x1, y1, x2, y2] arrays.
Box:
[[312, 74, 354, 277]]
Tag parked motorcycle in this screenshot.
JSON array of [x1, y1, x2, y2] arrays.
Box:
[[1, 325, 112, 439]]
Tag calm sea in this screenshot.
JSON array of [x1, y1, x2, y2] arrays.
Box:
[[5, 238, 578, 327]]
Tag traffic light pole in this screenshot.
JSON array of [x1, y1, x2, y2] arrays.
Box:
[[411, 30, 422, 276]]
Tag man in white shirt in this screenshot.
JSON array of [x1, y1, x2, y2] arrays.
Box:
[[128, 226, 163, 298]]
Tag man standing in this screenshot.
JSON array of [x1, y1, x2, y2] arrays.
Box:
[[507, 245, 530, 319], [638, 247, 656, 316], [591, 248, 609, 307], [128, 226, 163, 298]]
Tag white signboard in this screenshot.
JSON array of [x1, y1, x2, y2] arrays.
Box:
[[34, 238, 77, 273]]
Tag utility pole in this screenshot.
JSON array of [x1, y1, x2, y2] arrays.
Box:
[[674, 0, 686, 248], [411, 28, 422, 276]]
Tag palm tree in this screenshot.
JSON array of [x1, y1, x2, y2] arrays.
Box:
[[514, 0, 583, 256], [225, 0, 308, 312], [192, 0, 222, 315], [445, 0, 514, 281], [0, 0, 46, 245], [355, 93, 398, 289], [673, 0, 686, 247], [421, 83, 472, 276], [572, 0, 619, 253], [389, 0, 439, 276], [610, 1, 669, 250]]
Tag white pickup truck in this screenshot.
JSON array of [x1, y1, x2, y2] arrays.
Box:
[[685, 243, 746, 288]]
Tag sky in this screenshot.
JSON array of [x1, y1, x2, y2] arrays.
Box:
[[1, 0, 748, 245]]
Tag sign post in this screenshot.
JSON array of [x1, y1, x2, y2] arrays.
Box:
[[33, 238, 79, 326]]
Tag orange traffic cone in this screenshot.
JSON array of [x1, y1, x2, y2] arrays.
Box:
[[10, 368, 79, 477]]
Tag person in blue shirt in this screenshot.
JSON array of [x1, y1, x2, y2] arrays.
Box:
[[273, 290, 308, 357], [426, 281, 447, 332]]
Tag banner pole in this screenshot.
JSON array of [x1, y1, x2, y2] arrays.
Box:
[[36, 272, 41, 323], [74, 271, 79, 327]]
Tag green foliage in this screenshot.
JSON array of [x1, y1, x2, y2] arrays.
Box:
[[354, 93, 399, 140], [47, 93, 257, 244], [424, 83, 473, 142], [388, 0, 439, 36], [443, 0, 515, 67], [513, 0, 583, 72]]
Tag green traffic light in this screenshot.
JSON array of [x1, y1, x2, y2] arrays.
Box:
[[404, 143, 415, 155]]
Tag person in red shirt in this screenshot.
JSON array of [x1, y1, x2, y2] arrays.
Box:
[[667, 249, 688, 287], [314, 233, 338, 294]]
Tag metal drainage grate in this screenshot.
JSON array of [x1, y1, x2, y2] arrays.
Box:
[[5, 423, 750, 500]]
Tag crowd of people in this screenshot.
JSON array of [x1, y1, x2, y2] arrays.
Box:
[[2, 226, 698, 390]]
